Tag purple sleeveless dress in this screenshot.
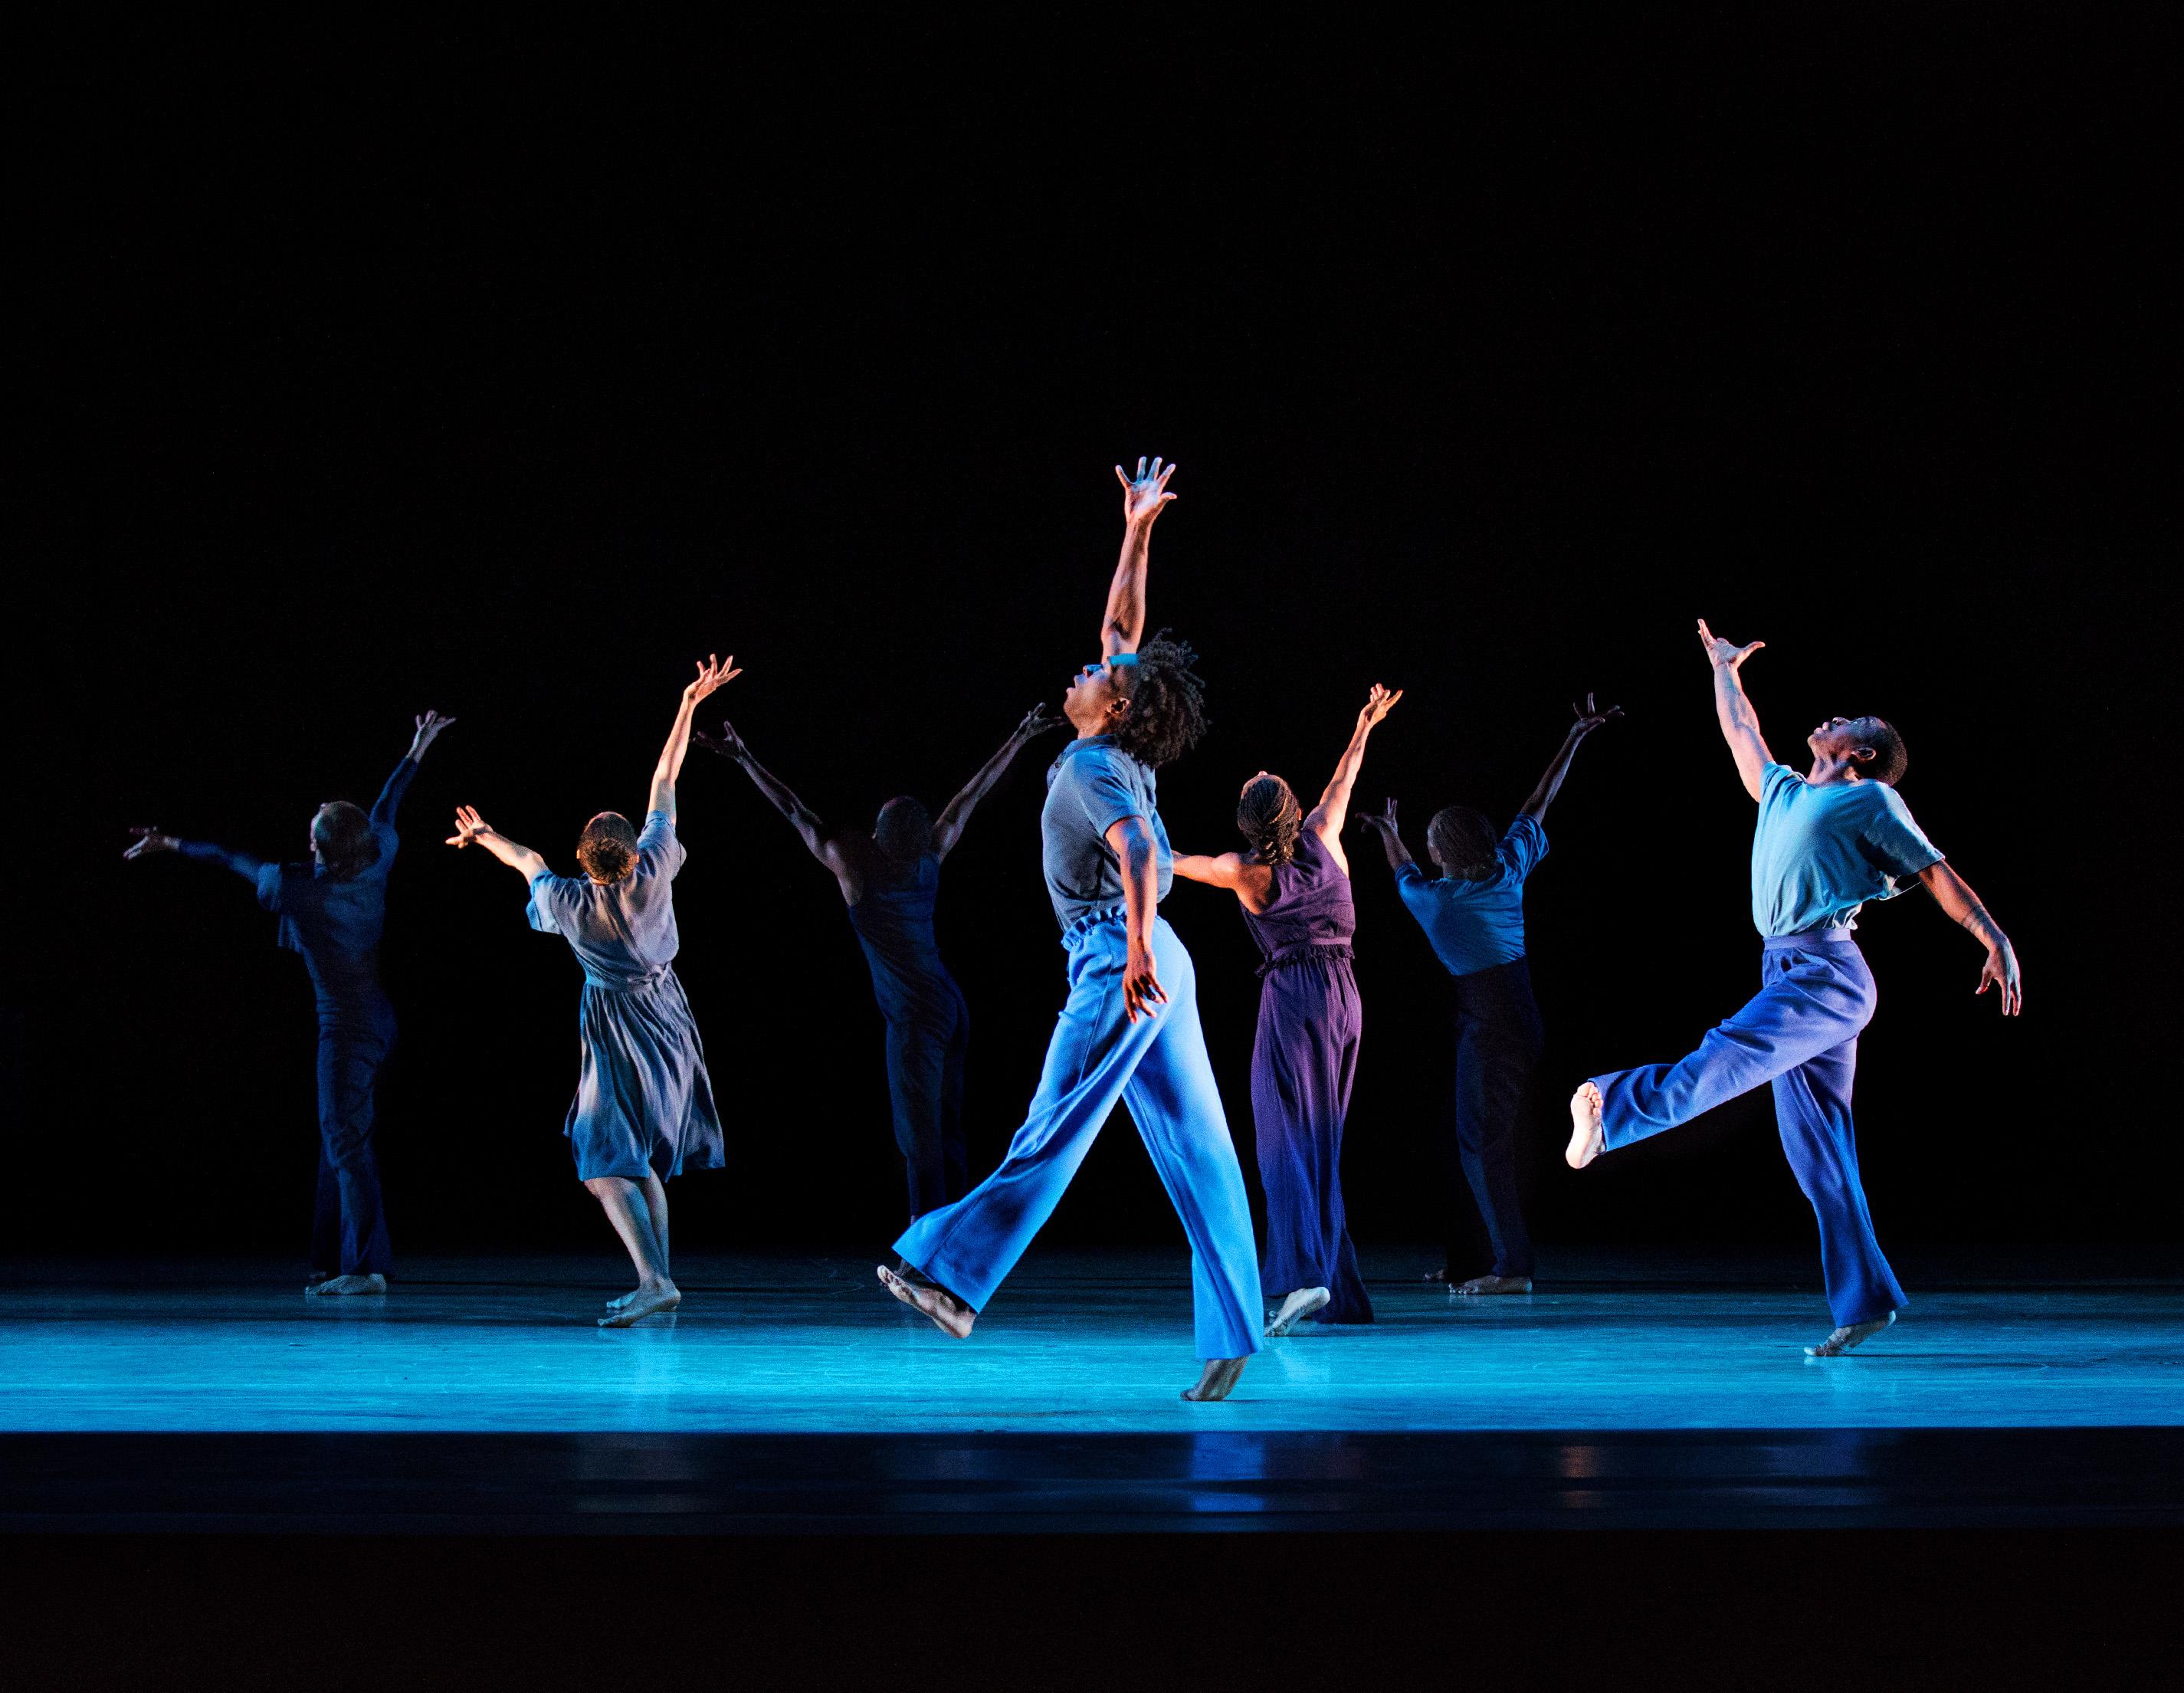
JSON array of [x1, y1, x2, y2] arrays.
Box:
[[1240, 830, 1372, 1323]]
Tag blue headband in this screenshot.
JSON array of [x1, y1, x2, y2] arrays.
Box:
[[1107, 652, 1140, 668]]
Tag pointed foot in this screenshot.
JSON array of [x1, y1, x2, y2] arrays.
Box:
[[1805, 1309, 1898, 1357], [308, 1273, 387, 1297], [598, 1283, 680, 1327], [1264, 1286, 1331, 1337], [1566, 1082, 1605, 1169], [877, 1264, 975, 1338], [1182, 1357, 1248, 1402]]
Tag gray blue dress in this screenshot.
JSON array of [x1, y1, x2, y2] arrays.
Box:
[[526, 811, 726, 1182], [846, 852, 970, 1219]]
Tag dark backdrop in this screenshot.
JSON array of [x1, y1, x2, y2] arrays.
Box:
[[18, 14, 2174, 1265]]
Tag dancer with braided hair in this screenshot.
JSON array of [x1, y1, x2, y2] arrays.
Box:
[[124, 709, 457, 1294], [1358, 694, 1620, 1294], [446, 655, 738, 1327], [1173, 684, 1402, 1333], [877, 458, 1264, 1402]]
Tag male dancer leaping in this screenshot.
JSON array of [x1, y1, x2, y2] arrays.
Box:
[[877, 458, 1264, 1402], [1567, 619, 2022, 1357]]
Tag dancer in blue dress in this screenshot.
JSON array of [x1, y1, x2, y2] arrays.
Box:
[[125, 710, 457, 1294], [1172, 684, 1403, 1335], [877, 458, 1264, 1402], [695, 704, 1064, 1223], [1566, 621, 2022, 1356], [1357, 694, 1620, 1294], [447, 655, 737, 1327]]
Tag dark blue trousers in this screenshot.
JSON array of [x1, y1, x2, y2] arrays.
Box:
[[1449, 959, 1543, 1281], [310, 1020, 394, 1278], [1591, 933, 1906, 1327], [886, 1000, 969, 1222]]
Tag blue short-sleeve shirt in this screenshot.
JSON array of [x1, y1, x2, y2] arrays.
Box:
[[526, 810, 686, 987], [1751, 763, 1943, 936], [1393, 815, 1546, 978], [1040, 736, 1172, 927]]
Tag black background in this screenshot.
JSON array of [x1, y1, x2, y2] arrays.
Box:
[[18, 13, 2174, 1268]]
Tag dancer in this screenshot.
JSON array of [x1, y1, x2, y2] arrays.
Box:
[[446, 655, 737, 1328], [876, 458, 1264, 1402], [1357, 694, 1621, 1294], [125, 710, 457, 1294], [1566, 621, 2021, 1357], [1172, 683, 1403, 1334], [695, 705, 1064, 1223]]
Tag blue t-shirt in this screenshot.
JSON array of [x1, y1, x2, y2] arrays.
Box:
[[1751, 763, 1943, 936], [526, 811, 687, 988], [1393, 815, 1546, 978], [1040, 736, 1172, 928]]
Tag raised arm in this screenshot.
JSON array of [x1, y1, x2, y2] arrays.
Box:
[[694, 718, 862, 901], [1311, 684, 1402, 842], [1101, 457, 1178, 658], [372, 710, 457, 828], [1697, 619, 1772, 801], [123, 826, 267, 883], [1353, 798, 1416, 873], [1170, 851, 1254, 891], [444, 805, 550, 883], [649, 654, 741, 822], [932, 704, 1064, 861], [1916, 860, 2022, 1016], [1519, 693, 1624, 822]]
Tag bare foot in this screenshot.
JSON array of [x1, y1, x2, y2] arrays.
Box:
[[308, 1273, 387, 1296], [1454, 1274, 1533, 1296], [1264, 1286, 1330, 1337], [1422, 1267, 1452, 1283], [598, 1281, 680, 1328], [306, 1268, 339, 1287], [1566, 1081, 1605, 1169], [1805, 1309, 1897, 1357], [877, 1265, 975, 1338], [1182, 1357, 1248, 1402], [604, 1288, 639, 1313]]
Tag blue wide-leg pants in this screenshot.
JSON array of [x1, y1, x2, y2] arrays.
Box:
[[310, 1017, 395, 1278], [895, 914, 1264, 1360], [1590, 933, 1907, 1327]]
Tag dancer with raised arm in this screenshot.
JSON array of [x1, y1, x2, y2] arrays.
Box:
[[696, 704, 1064, 1222], [125, 710, 457, 1294], [1172, 683, 1402, 1334], [1357, 694, 1621, 1295], [447, 656, 737, 1328], [1566, 622, 2022, 1356], [876, 458, 1264, 1402]]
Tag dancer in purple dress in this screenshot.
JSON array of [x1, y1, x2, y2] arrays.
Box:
[[1174, 684, 1402, 1334], [447, 655, 738, 1327]]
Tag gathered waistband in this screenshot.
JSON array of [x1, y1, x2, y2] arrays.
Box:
[[1256, 939, 1356, 978], [580, 963, 680, 993], [1763, 928, 1860, 952], [1061, 906, 1130, 947]]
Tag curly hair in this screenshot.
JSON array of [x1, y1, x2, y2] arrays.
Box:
[[1427, 805, 1500, 881], [1111, 630, 1209, 769], [577, 812, 640, 882], [311, 802, 379, 881], [1859, 717, 1908, 786], [1237, 775, 1302, 867]]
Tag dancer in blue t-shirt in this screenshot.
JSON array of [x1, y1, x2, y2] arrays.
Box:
[[1358, 695, 1621, 1294], [877, 458, 1263, 1402], [125, 710, 456, 1294], [696, 704, 1063, 1223], [1567, 621, 2022, 1357], [447, 655, 738, 1328]]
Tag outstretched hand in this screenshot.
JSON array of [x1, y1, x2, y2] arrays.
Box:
[[408, 710, 457, 759], [1978, 943, 2024, 1017], [693, 718, 749, 761], [1115, 456, 1178, 528], [1354, 797, 1399, 834], [1569, 691, 1625, 737], [1358, 683, 1404, 730], [1697, 618, 1765, 671], [445, 804, 491, 848], [1013, 702, 1065, 743], [123, 825, 176, 861], [681, 654, 743, 707]]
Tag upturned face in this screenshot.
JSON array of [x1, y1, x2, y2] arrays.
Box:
[[1807, 715, 1886, 770], [1063, 658, 1130, 734]]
